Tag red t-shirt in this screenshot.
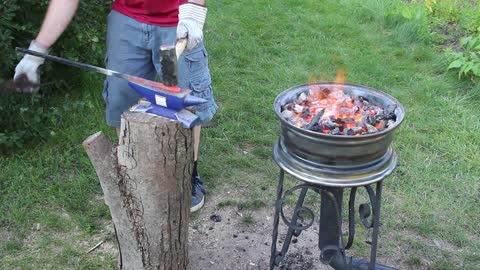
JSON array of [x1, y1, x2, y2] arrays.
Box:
[[112, 0, 188, 26]]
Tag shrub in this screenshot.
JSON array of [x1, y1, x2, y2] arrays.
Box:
[[0, 0, 110, 81], [0, 94, 59, 151], [447, 33, 480, 80], [0, 0, 111, 152]]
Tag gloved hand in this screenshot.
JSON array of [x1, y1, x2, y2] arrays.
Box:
[[13, 40, 49, 93], [177, 3, 208, 51]]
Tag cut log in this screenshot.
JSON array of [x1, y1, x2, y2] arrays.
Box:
[[83, 111, 192, 270]]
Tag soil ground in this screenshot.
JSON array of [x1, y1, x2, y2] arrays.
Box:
[[188, 198, 330, 270], [186, 194, 399, 270]]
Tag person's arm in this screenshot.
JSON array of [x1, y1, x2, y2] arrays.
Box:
[[13, 0, 80, 93], [35, 0, 80, 47]]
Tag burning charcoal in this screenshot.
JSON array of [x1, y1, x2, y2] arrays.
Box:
[[324, 119, 341, 129], [383, 104, 397, 120], [301, 107, 310, 118], [294, 104, 305, 113], [335, 97, 347, 106], [321, 88, 331, 96], [376, 120, 387, 130], [292, 118, 307, 127], [344, 127, 363, 135], [331, 127, 341, 135], [343, 118, 355, 123], [365, 115, 376, 125], [386, 119, 396, 128], [366, 124, 378, 133], [353, 98, 364, 107], [351, 127, 363, 134], [282, 85, 400, 136], [309, 87, 330, 101], [375, 108, 383, 117], [306, 109, 325, 130], [322, 129, 331, 134], [359, 96, 369, 104], [385, 104, 397, 114], [309, 124, 324, 132], [297, 92, 307, 102], [282, 103, 294, 112], [339, 108, 350, 116], [317, 88, 331, 99], [281, 109, 295, 119]]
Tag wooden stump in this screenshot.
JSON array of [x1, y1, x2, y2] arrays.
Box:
[[83, 111, 192, 270]]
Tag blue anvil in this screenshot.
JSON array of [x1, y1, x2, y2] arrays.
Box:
[[128, 81, 207, 128]]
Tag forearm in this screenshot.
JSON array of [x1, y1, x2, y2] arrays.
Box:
[[35, 0, 80, 48]]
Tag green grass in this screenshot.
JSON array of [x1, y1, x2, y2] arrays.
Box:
[[241, 213, 255, 225], [1, 0, 480, 269]]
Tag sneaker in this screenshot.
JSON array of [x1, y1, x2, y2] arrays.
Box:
[[190, 176, 206, 212]]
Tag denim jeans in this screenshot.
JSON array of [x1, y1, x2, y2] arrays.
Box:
[[103, 10, 217, 127]]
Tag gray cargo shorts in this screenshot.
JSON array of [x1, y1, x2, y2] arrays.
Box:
[[103, 10, 217, 127]]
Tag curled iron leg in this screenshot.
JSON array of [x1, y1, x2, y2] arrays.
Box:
[[270, 169, 284, 269]]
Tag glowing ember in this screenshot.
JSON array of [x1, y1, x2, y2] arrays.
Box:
[[280, 86, 397, 136]]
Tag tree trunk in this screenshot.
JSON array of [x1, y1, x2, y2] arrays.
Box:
[[83, 111, 192, 270]]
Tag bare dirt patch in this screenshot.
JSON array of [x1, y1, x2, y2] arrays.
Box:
[[68, 198, 333, 269], [187, 198, 331, 270]]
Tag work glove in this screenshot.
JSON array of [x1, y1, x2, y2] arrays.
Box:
[[13, 40, 49, 93], [177, 3, 208, 51]]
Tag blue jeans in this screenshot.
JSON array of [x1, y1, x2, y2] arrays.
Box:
[[103, 10, 217, 127]]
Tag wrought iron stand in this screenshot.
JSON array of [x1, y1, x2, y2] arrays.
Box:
[[269, 169, 397, 270]]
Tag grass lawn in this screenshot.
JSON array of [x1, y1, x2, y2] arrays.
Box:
[[1, 0, 479, 269]]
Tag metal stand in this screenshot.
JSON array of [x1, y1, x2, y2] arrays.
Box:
[[270, 169, 397, 270]]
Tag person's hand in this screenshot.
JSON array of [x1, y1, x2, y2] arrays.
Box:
[[13, 40, 48, 93], [176, 3, 208, 51]]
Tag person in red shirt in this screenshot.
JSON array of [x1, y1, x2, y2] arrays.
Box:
[[13, 0, 217, 212]]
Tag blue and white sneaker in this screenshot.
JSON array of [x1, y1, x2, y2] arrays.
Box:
[[190, 176, 206, 213]]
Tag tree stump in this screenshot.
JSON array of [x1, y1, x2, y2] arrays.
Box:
[[83, 111, 192, 270]]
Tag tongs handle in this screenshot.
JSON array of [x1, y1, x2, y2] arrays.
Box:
[[175, 38, 187, 58]]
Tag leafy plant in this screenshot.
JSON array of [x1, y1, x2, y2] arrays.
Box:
[[0, 0, 110, 152], [425, 0, 437, 14], [447, 33, 480, 80], [0, 93, 94, 152], [395, 1, 434, 42]]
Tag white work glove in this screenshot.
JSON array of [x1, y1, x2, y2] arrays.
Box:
[[177, 3, 208, 51], [13, 40, 49, 93]]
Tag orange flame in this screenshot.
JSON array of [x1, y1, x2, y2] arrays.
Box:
[[333, 69, 345, 93], [335, 69, 345, 84]]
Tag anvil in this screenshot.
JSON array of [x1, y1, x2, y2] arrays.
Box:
[[128, 40, 207, 128], [128, 81, 207, 128]]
